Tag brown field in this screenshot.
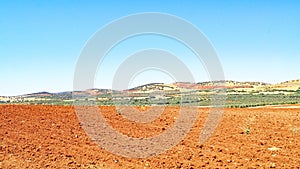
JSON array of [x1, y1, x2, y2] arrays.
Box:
[[0, 105, 300, 168]]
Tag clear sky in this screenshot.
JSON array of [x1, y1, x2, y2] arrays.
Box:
[[1, 0, 299, 96]]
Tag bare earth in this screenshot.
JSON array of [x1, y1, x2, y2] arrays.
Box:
[[0, 105, 299, 168]]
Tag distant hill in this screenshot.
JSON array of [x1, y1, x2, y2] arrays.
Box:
[[1, 79, 299, 107], [23, 92, 53, 97], [126, 80, 273, 93], [267, 79, 300, 91], [128, 83, 179, 93], [4, 79, 300, 98]]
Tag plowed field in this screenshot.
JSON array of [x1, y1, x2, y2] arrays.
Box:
[[0, 105, 299, 168]]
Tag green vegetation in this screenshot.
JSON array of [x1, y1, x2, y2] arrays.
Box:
[[1, 81, 300, 108], [2, 92, 299, 108], [225, 93, 300, 108], [243, 125, 251, 135], [240, 116, 255, 135]]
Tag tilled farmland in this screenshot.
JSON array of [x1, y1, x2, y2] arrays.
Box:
[[0, 105, 299, 168]]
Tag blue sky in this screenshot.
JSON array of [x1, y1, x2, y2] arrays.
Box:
[[1, 0, 299, 96]]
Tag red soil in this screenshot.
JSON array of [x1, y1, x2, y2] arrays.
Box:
[[0, 105, 299, 168]]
